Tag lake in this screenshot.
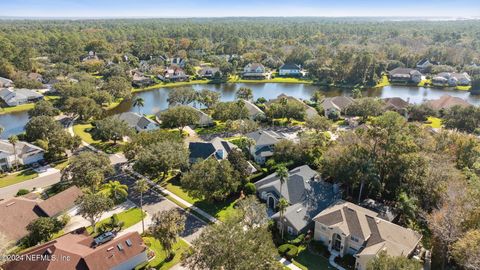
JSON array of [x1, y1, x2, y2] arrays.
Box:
[[1, 83, 480, 138]]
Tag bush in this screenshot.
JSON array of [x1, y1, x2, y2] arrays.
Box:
[[16, 189, 30, 196], [278, 244, 298, 260], [59, 213, 71, 226], [244, 182, 256, 195], [289, 234, 305, 246]]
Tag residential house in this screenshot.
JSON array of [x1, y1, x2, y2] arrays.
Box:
[[388, 68, 423, 84], [27, 72, 44, 83], [156, 105, 213, 127], [81, 51, 99, 62], [188, 137, 238, 163], [416, 58, 438, 71], [131, 72, 154, 88], [255, 165, 340, 235], [0, 77, 13, 88], [0, 88, 44, 106], [239, 99, 265, 120], [320, 96, 355, 118], [278, 63, 303, 77], [116, 112, 158, 132], [359, 199, 400, 223], [267, 94, 319, 119], [432, 72, 471, 87], [382, 97, 410, 116], [313, 201, 422, 270], [425, 95, 472, 110], [0, 186, 83, 242], [245, 130, 284, 164], [158, 65, 188, 82], [198, 66, 221, 79], [0, 140, 45, 170], [4, 229, 148, 270], [243, 63, 270, 79], [168, 57, 186, 68]]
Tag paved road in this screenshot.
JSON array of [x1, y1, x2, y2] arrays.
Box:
[[0, 151, 128, 201], [116, 173, 206, 244]]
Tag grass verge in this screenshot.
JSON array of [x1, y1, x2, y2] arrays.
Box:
[[87, 207, 146, 235], [0, 169, 39, 188]]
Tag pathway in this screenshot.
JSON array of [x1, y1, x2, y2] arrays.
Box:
[[329, 251, 346, 270], [279, 257, 303, 270]]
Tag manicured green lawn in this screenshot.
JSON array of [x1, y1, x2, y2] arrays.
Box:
[[162, 177, 238, 221], [87, 207, 146, 234], [455, 85, 471, 91], [0, 169, 39, 188], [72, 123, 124, 153], [0, 103, 35, 114], [417, 78, 431, 87], [293, 246, 334, 270], [132, 79, 210, 93], [136, 237, 190, 270], [194, 120, 228, 135], [228, 75, 313, 84], [425, 116, 442, 128], [374, 74, 390, 88], [52, 159, 70, 170]]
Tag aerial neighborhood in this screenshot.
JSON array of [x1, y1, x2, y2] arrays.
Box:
[[0, 16, 479, 270]]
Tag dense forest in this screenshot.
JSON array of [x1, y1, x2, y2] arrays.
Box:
[[0, 18, 480, 86]]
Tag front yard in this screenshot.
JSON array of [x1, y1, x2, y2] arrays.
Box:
[[87, 207, 146, 235], [293, 245, 334, 270], [0, 169, 38, 188], [136, 237, 190, 270], [72, 123, 124, 153]]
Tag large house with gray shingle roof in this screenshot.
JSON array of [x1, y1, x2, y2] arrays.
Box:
[[0, 77, 13, 88], [320, 96, 355, 118], [116, 112, 158, 132], [313, 201, 422, 270], [255, 165, 340, 235], [0, 88, 44, 106], [246, 130, 284, 164], [239, 99, 265, 120], [188, 137, 238, 163]]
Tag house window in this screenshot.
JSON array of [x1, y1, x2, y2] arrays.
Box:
[[287, 226, 294, 235], [350, 236, 359, 242]]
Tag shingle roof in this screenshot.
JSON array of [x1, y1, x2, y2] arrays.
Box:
[[388, 67, 422, 77], [425, 95, 471, 110], [246, 130, 283, 146], [321, 96, 354, 111], [279, 63, 301, 70], [383, 97, 409, 111], [239, 99, 264, 118], [36, 186, 83, 217], [188, 137, 238, 161], [0, 140, 44, 160], [4, 231, 146, 270], [0, 88, 43, 105]]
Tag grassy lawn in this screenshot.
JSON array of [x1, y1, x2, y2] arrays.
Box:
[[161, 177, 238, 221], [103, 97, 125, 110], [228, 75, 313, 84], [272, 118, 306, 126], [132, 79, 210, 93], [87, 207, 146, 235], [136, 237, 190, 270], [0, 169, 38, 188], [72, 123, 124, 153], [0, 103, 35, 114], [374, 74, 390, 88], [52, 159, 69, 170], [194, 120, 228, 135], [424, 116, 442, 128], [293, 246, 334, 270], [417, 78, 431, 87], [456, 85, 471, 91]]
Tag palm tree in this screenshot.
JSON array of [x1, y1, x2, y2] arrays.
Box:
[[275, 164, 289, 197], [135, 179, 149, 234], [102, 180, 128, 202], [278, 198, 289, 240], [8, 135, 18, 171], [132, 97, 145, 115]]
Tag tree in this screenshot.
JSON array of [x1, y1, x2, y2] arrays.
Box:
[[63, 97, 102, 121], [149, 209, 186, 260], [367, 251, 422, 270], [159, 105, 200, 132], [28, 100, 60, 118], [181, 158, 240, 202], [93, 116, 134, 144], [135, 179, 149, 234], [8, 135, 18, 171], [306, 115, 332, 132], [276, 164, 289, 197], [132, 97, 145, 114], [451, 229, 480, 270], [346, 97, 385, 122], [103, 76, 131, 99], [236, 87, 253, 100], [167, 87, 197, 105], [77, 193, 113, 233], [443, 105, 480, 133], [101, 180, 128, 202], [212, 101, 250, 121], [183, 207, 281, 270], [61, 152, 113, 191], [197, 89, 220, 108], [227, 148, 251, 185], [278, 198, 289, 240], [266, 99, 306, 122], [26, 217, 63, 245], [407, 103, 437, 122], [133, 140, 189, 180], [225, 119, 259, 134], [236, 196, 269, 228], [25, 115, 63, 141]]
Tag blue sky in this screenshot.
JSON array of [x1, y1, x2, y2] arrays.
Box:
[[1, 0, 479, 18]]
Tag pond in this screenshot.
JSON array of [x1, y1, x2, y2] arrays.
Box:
[[1, 83, 480, 138]]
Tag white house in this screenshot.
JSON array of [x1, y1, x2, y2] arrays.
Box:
[[432, 72, 471, 87], [0, 140, 45, 171], [0, 77, 13, 88], [313, 201, 422, 270], [243, 63, 270, 79], [278, 63, 303, 77]]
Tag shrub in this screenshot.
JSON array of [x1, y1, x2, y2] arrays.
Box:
[[16, 189, 30, 196], [244, 182, 256, 195], [59, 213, 71, 226], [289, 234, 305, 246], [278, 244, 298, 260]]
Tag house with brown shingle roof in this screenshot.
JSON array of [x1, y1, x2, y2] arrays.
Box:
[[4, 229, 147, 270], [0, 186, 83, 242], [424, 95, 472, 110], [382, 97, 410, 116], [313, 201, 422, 270]]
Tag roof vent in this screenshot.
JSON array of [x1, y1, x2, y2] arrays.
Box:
[[107, 247, 114, 252], [126, 239, 132, 247], [117, 244, 124, 251]]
